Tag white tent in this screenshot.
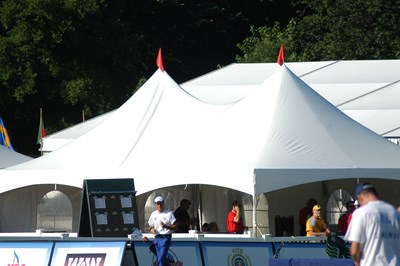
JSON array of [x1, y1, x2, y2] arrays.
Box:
[[2, 64, 400, 233], [182, 60, 400, 137], [4, 64, 400, 194], [42, 60, 400, 153], [0, 145, 32, 169], [41, 111, 113, 153]]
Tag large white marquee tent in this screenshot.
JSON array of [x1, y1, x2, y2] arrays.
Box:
[[182, 60, 400, 137], [5, 64, 400, 194], [1, 63, 400, 233], [41, 60, 400, 153]]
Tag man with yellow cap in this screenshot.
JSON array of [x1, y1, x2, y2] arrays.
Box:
[[306, 204, 331, 237]]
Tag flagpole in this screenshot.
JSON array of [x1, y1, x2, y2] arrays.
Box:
[[40, 108, 43, 156]]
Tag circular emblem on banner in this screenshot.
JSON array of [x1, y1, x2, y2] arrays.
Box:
[[227, 248, 251, 266]]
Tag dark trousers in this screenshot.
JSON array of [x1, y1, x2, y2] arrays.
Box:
[[154, 234, 171, 266], [300, 225, 306, 236]]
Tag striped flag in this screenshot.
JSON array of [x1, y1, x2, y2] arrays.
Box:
[[0, 115, 13, 150], [37, 108, 46, 144]]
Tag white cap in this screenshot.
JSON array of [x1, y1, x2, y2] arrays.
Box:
[[154, 196, 164, 203]]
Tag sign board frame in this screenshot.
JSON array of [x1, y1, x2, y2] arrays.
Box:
[[78, 178, 139, 237]]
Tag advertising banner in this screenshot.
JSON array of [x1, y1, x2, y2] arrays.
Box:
[[133, 240, 203, 266], [49, 241, 126, 266], [0, 242, 53, 266], [274, 242, 328, 259], [202, 241, 274, 266]]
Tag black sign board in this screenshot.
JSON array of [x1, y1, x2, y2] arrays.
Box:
[[78, 178, 139, 237]]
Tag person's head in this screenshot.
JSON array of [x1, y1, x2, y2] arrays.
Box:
[[231, 200, 241, 212], [312, 204, 322, 217], [355, 183, 378, 206], [345, 200, 355, 213], [154, 196, 165, 212], [180, 199, 191, 210], [201, 223, 209, 232], [208, 222, 219, 232], [306, 198, 318, 208]]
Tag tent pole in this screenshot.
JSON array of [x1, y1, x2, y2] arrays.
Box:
[[199, 185, 203, 231], [252, 171, 257, 237]]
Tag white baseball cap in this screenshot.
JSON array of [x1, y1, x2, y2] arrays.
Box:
[[154, 196, 164, 203]]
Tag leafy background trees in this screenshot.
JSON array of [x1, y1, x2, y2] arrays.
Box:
[[236, 0, 400, 62], [0, 0, 399, 156]]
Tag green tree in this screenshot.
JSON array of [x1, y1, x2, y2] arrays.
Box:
[[236, 19, 299, 63], [0, 0, 296, 155], [236, 0, 400, 62], [0, 0, 141, 155]]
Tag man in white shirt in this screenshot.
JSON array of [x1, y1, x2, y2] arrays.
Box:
[[148, 196, 177, 266], [345, 183, 400, 266]]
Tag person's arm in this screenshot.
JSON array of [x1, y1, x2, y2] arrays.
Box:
[[170, 222, 177, 231], [322, 224, 331, 235], [307, 231, 328, 237], [321, 219, 331, 235], [161, 221, 177, 231], [148, 214, 156, 234], [233, 206, 240, 223], [350, 241, 362, 266], [161, 212, 178, 231], [174, 217, 195, 227], [149, 225, 156, 234], [338, 215, 345, 234]]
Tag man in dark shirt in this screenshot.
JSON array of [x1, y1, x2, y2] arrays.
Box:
[[174, 199, 195, 233]]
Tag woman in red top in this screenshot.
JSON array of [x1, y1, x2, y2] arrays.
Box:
[[338, 201, 355, 235], [227, 200, 244, 233], [347, 200, 358, 226]]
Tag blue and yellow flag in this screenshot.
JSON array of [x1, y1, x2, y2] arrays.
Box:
[[0, 116, 13, 150]]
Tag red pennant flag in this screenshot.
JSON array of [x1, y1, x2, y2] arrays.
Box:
[[156, 48, 164, 72], [277, 45, 284, 66]]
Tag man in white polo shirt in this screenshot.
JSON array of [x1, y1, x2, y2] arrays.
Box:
[[148, 196, 177, 266], [345, 183, 400, 266]]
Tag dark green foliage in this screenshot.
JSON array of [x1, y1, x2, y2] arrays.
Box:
[[1, 0, 399, 155], [0, 0, 290, 156], [237, 0, 400, 62]]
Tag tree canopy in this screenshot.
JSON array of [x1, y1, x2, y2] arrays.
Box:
[[236, 0, 400, 62], [1, 0, 399, 156]]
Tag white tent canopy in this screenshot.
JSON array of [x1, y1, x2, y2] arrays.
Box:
[[0, 145, 32, 169], [182, 60, 400, 137], [41, 111, 113, 153], [42, 60, 400, 154], [3, 65, 400, 197]]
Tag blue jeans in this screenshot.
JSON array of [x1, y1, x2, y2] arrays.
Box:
[[154, 234, 171, 266]]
